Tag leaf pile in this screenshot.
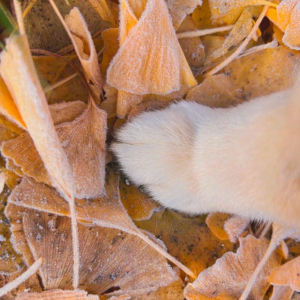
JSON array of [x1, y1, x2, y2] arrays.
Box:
[[0, 0, 300, 299]]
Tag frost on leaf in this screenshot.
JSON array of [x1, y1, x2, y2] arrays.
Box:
[[0, 34, 74, 201], [184, 235, 282, 300], [16, 289, 99, 300], [2, 100, 106, 199], [8, 209, 178, 294], [106, 0, 197, 95], [165, 0, 202, 29], [269, 255, 300, 291], [137, 210, 234, 275], [65, 7, 103, 93], [224, 215, 249, 243], [205, 212, 230, 241], [269, 286, 294, 300]]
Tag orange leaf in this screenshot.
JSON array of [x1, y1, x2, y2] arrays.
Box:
[[0, 76, 25, 130], [107, 0, 197, 95]]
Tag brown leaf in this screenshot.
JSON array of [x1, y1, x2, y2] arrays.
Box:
[[65, 7, 102, 92], [166, 0, 202, 29], [269, 255, 300, 291], [187, 47, 300, 108], [1, 101, 87, 188], [119, 178, 160, 221], [16, 289, 99, 299], [205, 212, 230, 240], [184, 235, 282, 300], [224, 215, 249, 243], [0, 34, 74, 201], [107, 0, 197, 95], [13, 209, 179, 294], [6, 171, 194, 278], [270, 286, 294, 300], [136, 210, 234, 275]]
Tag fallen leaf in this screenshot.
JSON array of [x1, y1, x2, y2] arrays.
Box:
[[22, 0, 110, 53], [5, 171, 194, 278], [119, 178, 160, 221], [224, 215, 249, 243], [269, 255, 300, 291], [65, 7, 103, 93], [166, 0, 202, 29], [187, 47, 300, 108], [270, 286, 294, 300], [136, 210, 234, 275], [205, 212, 230, 241], [177, 16, 205, 69], [184, 235, 282, 300], [16, 289, 99, 300], [0, 34, 74, 201], [0, 76, 25, 129], [107, 0, 197, 95], [88, 0, 118, 27], [1, 101, 87, 189]]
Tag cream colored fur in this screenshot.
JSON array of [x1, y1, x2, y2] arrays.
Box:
[[112, 86, 300, 228]]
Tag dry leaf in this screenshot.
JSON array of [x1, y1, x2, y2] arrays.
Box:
[[100, 28, 119, 75], [187, 47, 300, 108], [177, 16, 205, 69], [6, 171, 194, 278], [107, 0, 197, 95], [65, 7, 102, 92], [0, 34, 74, 201], [13, 209, 179, 294], [119, 178, 160, 221], [16, 289, 99, 300], [0, 76, 25, 129], [1, 101, 87, 188], [184, 235, 282, 300], [166, 0, 202, 29], [269, 255, 300, 291], [136, 210, 234, 275], [2, 100, 106, 199], [270, 286, 294, 300], [22, 0, 110, 52], [224, 215, 249, 243], [205, 212, 230, 240], [88, 0, 118, 27], [211, 6, 262, 59]]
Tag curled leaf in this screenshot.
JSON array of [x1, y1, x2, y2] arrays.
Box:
[[107, 0, 197, 95]]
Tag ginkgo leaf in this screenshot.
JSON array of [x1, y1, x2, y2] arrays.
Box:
[[16, 289, 99, 300], [107, 0, 197, 95], [0, 34, 74, 202], [224, 215, 249, 243], [277, 0, 298, 31], [1, 101, 87, 189], [136, 210, 234, 275], [166, 0, 202, 29], [11, 209, 179, 294], [184, 235, 282, 300], [269, 255, 300, 291], [88, 0, 118, 27], [176, 16, 205, 69], [22, 0, 110, 53], [6, 171, 195, 278], [101, 28, 119, 75], [269, 286, 294, 300], [119, 178, 160, 221], [205, 212, 230, 240], [2, 99, 106, 199], [211, 6, 262, 59], [0, 76, 26, 130], [65, 7, 102, 92]]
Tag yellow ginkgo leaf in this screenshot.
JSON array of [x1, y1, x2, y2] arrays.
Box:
[[0, 76, 25, 130], [107, 0, 197, 95]]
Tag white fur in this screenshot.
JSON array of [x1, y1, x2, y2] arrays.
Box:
[[112, 87, 300, 228]]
